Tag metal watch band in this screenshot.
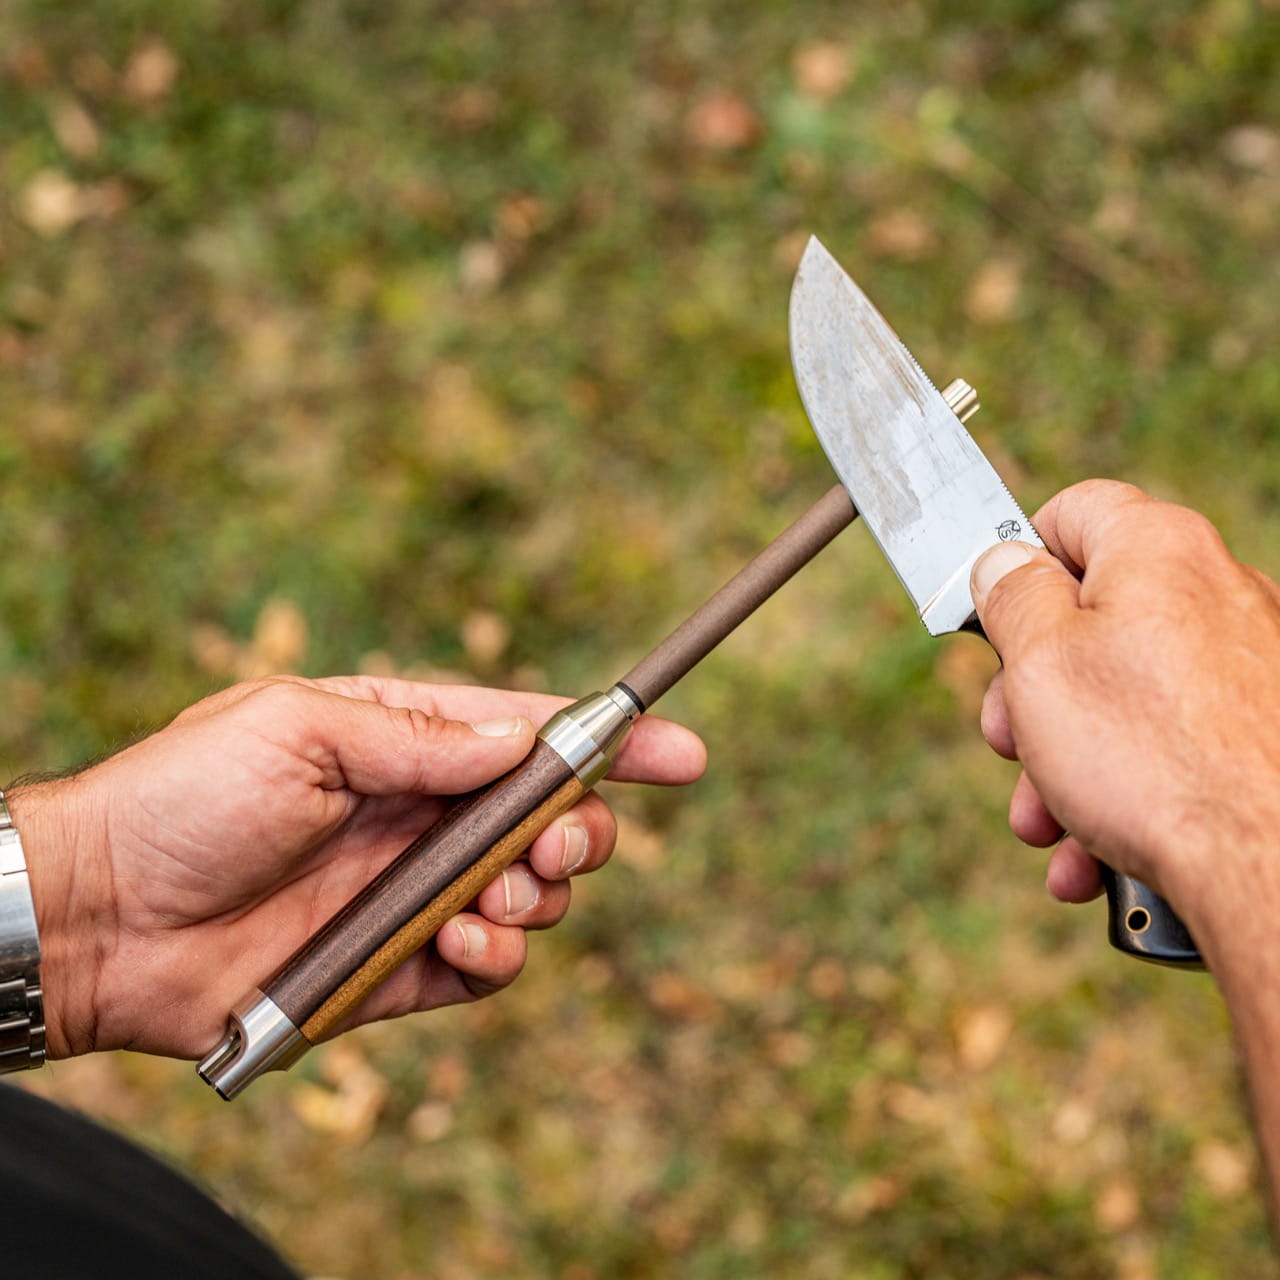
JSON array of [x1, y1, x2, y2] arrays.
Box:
[[0, 792, 45, 1073]]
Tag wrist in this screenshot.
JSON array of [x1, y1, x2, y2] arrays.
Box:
[[6, 777, 112, 1059]]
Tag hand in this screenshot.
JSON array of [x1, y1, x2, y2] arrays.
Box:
[[968, 479, 1280, 951], [969, 479, 1280, 1211], [7, 676, 706, 1061]]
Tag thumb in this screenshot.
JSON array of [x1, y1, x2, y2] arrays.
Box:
[[290, 689, 538, 798], [970, 540, 1082, 658]]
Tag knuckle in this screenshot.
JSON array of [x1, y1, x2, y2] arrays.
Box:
[[396, 705, 455, 749], [239, 674, 313, 709], [214, 676, 319, 733]]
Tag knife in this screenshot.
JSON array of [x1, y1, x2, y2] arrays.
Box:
[[789, 235, 1203, 972]]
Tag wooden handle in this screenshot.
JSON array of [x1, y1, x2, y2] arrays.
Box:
[[263, 739, 585, 1042]]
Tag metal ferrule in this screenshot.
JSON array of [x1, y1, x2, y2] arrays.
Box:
[[197, 988, 309, 1100], [537, 684, 641, 788]]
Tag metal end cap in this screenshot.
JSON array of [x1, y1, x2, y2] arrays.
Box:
[[197, 989, 308, 1100]]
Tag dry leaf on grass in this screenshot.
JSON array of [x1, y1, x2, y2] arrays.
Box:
[[685, 91, 762, 151], [123, 37, 180, 104], [965, 257, 1023, 323], [954, 1003, 1013, 1071], [791, 42, 853, 102], [291, 1041, 389, 1145]]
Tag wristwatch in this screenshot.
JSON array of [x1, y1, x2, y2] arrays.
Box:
[[0, 792, 44, 1073]]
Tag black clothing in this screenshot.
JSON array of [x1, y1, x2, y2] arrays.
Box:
[[0, 1082, 299, 1279]]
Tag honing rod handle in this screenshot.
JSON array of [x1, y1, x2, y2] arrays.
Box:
[[198, 685, 641, 1099]]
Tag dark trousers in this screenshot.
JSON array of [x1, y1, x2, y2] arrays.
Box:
[[0, 1082, 299, 1279]]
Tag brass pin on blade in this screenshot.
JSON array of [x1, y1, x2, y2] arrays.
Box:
[[941, 378, 980, 422]]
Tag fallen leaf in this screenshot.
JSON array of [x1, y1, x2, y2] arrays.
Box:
[[833, 1174, 903, 1222], [965, 257, 1023, 324], [407, 1100, 454, 1142], [1210, 330, 1250, 372], [79, 178, 131, 219], [420, 362, 516, 470], [1051, 1097, 1097, 1145], [445, 84, 500, 131], [685, 91, 762, 151], [1092, 189, 1140, 242], [954, 1003, 1013, 1071], [70, 52, 116, 97], [648, 970, 720, 1022], [236, 310, 298, 394], [1094, 1176, 1141, 1232], [7, 43, 52, 90], [47, 95, 102, 160], [806, 957, 847, 1002], [250, 597, 309, 673], [884, 1083, 947, 1128], [458, 239, 505, 293], [791, 42, 853, 102], [1117, 1241, 1158, 1280], [867, 207, 936, 262], [292, 1041, 389, 1144], [19, 169, 85, 237], [461, 609, 510, 667], [123, 37, 180, 104], [1195, 1139, 1252, 1199], [1222, 124, 1280, 172], [429, 1051, 470, 1101], [497, 192, 547, 241], [765, 1029, 814, 1068]]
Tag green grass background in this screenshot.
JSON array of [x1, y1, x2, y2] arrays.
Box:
[[3, 2, 1279, 1276]]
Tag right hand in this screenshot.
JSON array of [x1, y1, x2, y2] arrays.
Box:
[[967, 479, 1280, 958]]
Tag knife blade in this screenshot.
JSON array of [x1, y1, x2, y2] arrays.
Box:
[[789, 234, 1203, 970]]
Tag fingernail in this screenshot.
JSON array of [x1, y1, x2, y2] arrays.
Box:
[[557, 822, 589, 876], [502, 866, 539, 916], [471, 716, 526, 737], [971, 541, 1036, 606], [455, 920, 488, 958]]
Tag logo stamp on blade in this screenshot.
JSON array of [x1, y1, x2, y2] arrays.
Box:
[[996, 519, 1022, 541]]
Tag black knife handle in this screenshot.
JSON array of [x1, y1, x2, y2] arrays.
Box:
[[1100, 866, 1204, 968]]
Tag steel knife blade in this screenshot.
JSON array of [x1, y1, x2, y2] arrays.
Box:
[[788, 234, 1203, 969], [789, 235, 1041, 636]]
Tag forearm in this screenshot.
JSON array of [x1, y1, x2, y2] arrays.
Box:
[[1173, 863, 1280, 1221], [1209, 963, 1280, 1220]]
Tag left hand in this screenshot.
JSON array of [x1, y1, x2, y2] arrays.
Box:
[[8, 675, 706, 1060]]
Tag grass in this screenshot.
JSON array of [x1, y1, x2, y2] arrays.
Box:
[[3, 1, 1279, 1275]]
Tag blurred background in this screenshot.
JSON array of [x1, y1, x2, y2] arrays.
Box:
[[2, 2, 1278, 1276]]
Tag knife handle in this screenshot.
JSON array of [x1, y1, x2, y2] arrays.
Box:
[[1100, 867, 1204, 969], [198, 687, 640, 1098]]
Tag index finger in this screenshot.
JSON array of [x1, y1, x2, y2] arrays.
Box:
[[1034, 479, 1235, 610], [1031, 479, 1156, 578]]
